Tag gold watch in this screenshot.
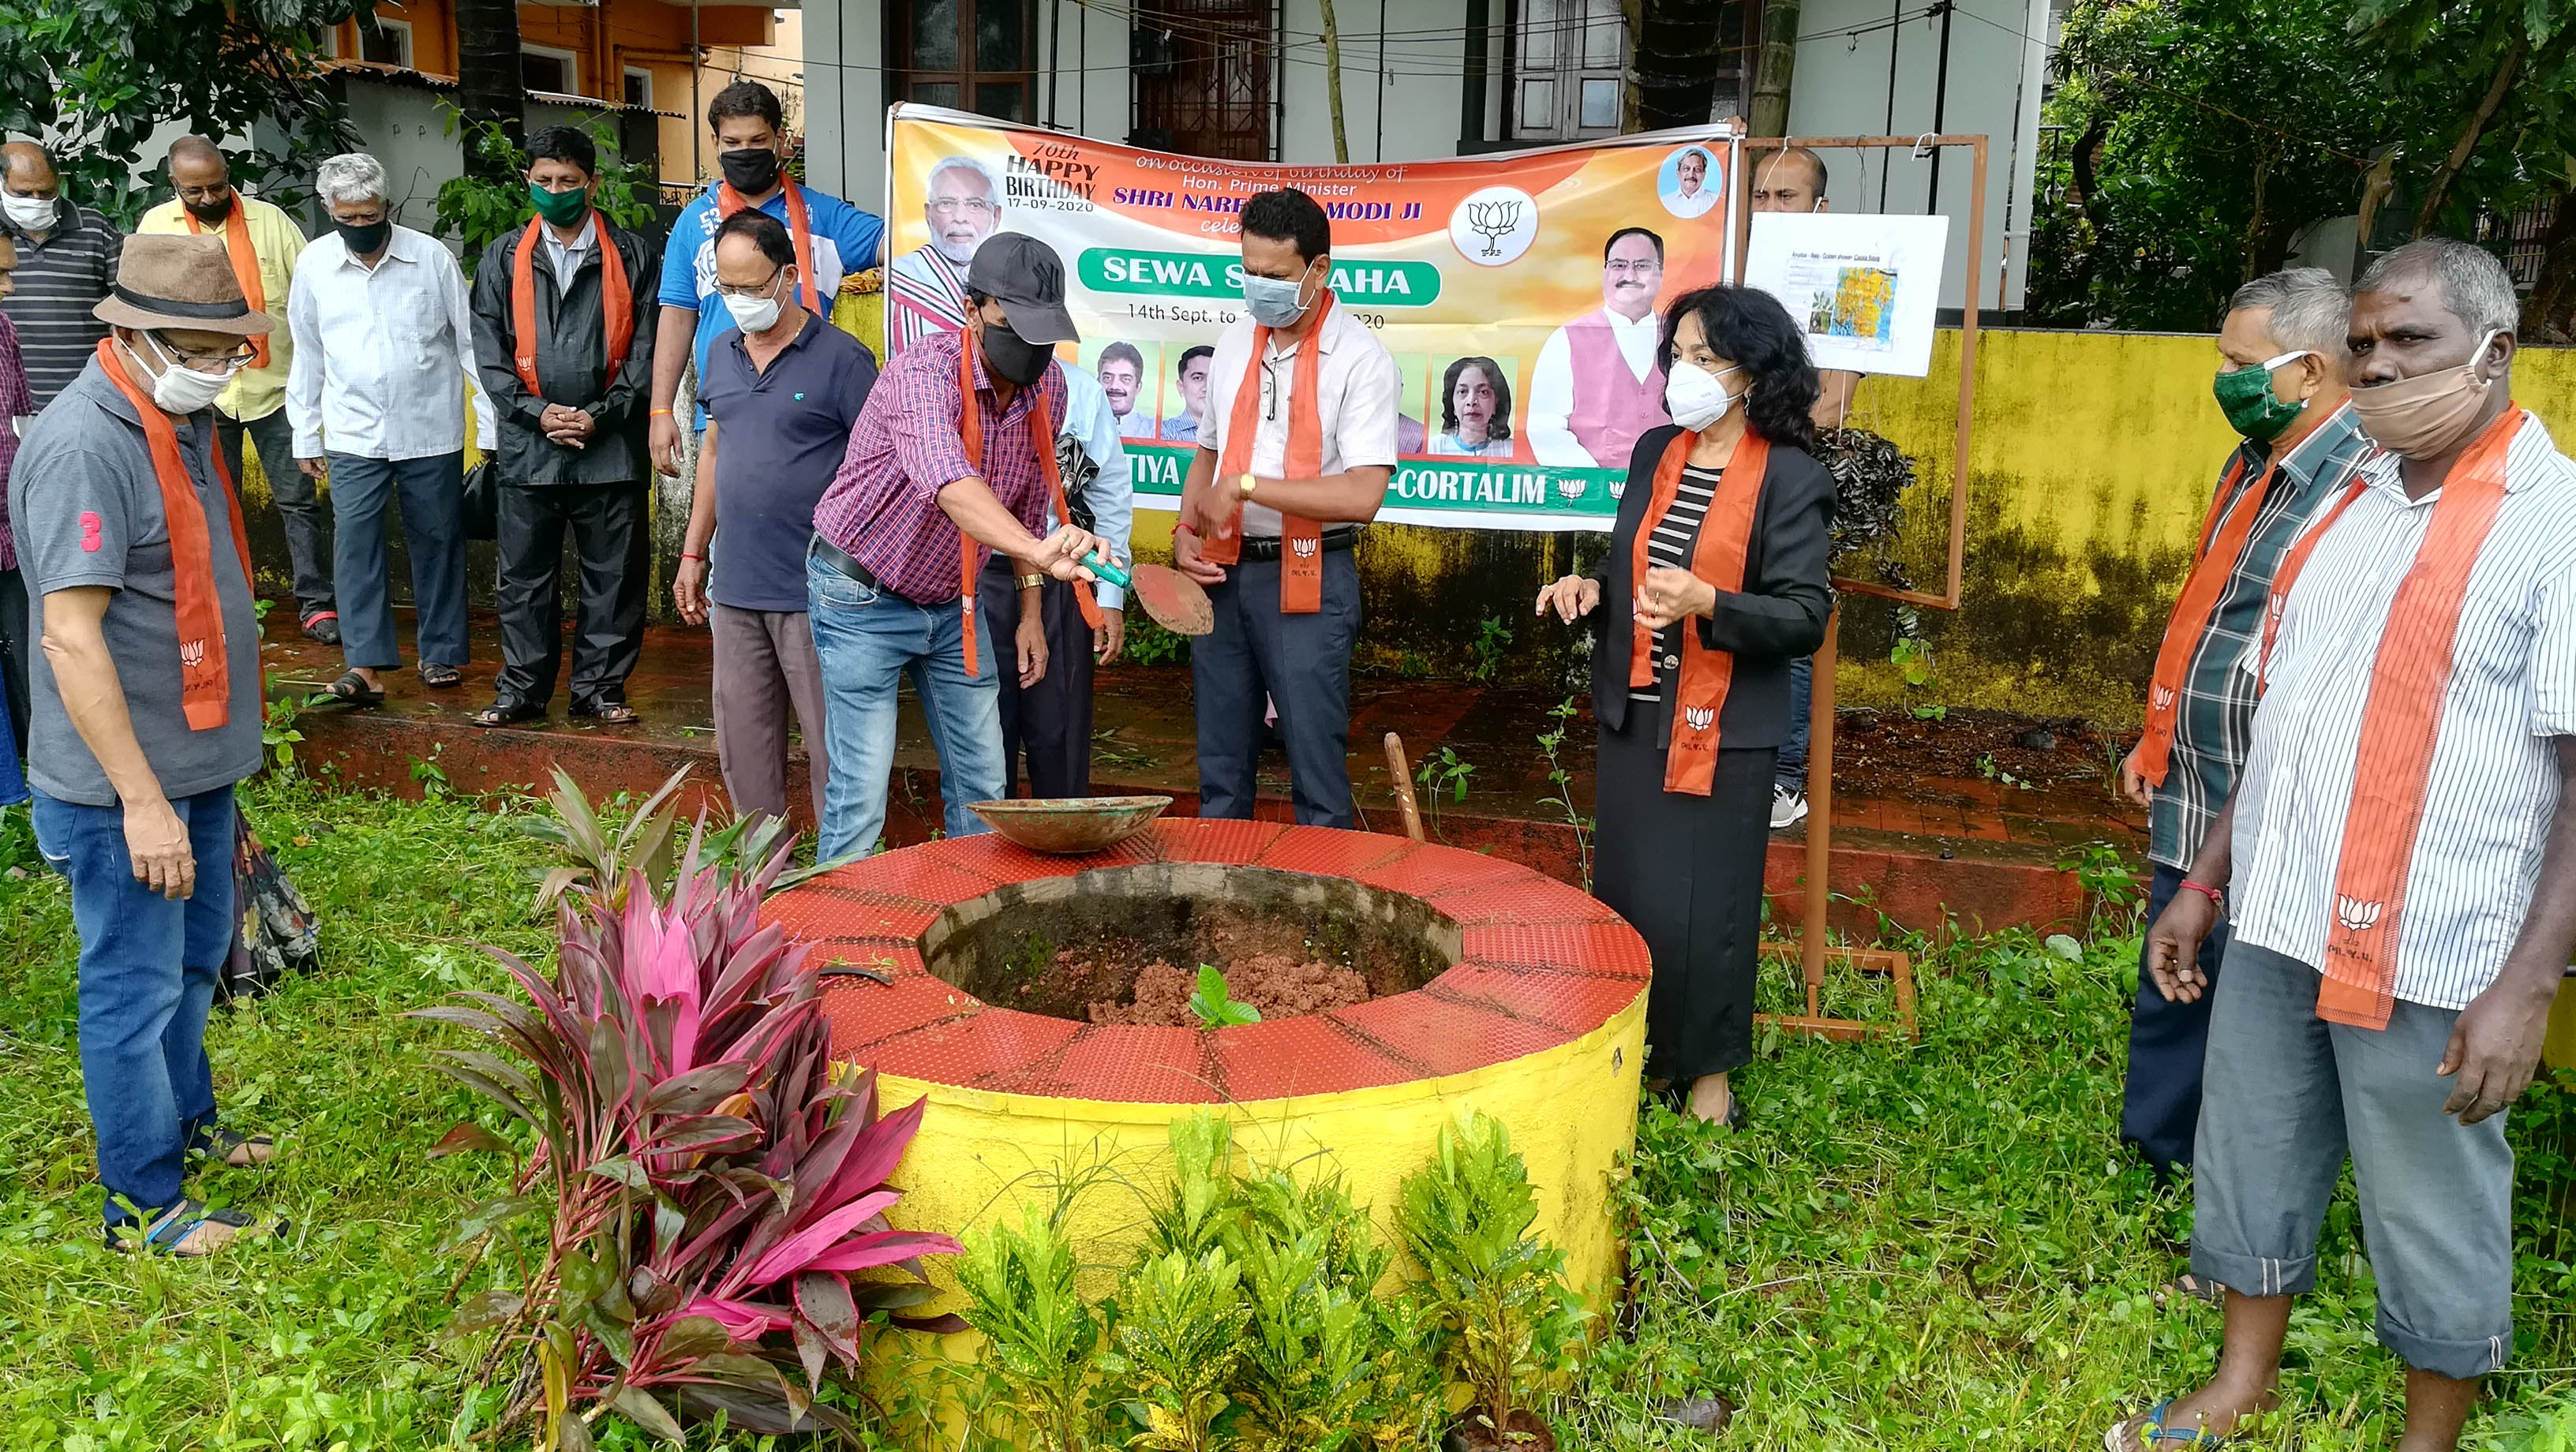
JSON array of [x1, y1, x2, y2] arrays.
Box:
[[1016, 571, 1046, 591], [1238, 472, 1258, 499]]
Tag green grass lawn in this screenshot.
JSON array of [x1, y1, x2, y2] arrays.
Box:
[[0, 781, 2568, 1450]]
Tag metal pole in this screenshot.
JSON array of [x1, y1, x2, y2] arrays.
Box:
[[691, 2, 702, 184], [1925, 2, 1953, 215], [1802, 609, 1837, 1015], [1949, 135, 1986, 608]]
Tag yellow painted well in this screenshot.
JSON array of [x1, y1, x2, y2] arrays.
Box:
[[874, 988, 1648, 1309], [2549, 975, 2576, 1072]]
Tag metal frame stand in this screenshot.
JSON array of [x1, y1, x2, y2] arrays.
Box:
[[1740, 133, 1994, 1045]]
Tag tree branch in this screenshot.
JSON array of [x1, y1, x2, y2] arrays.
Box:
[[2413, 36, 2525, 237]]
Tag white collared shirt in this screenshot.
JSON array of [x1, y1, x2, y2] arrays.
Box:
[[1201, 302, 1401, 537], [285, 223, 493, 460], [2229, 411, 2576, 1009], [542, 215, 597, 297], [1526, 305, 1661, 467]]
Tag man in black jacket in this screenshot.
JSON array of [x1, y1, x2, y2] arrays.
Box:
[[468, 125, 657, 726]]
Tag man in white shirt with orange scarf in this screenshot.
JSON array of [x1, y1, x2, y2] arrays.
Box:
[[2119, 238, 2576, 1452], [1172, 187, 1399, 829]]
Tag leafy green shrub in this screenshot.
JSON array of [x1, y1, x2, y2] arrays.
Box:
[[1140, 1112, 1239, 1261], [955, 1205, 1103, 1452], [1393, 1110, 1589, 1443], [1102, 1248, 1250, 1452], [1226, 1169, 1405, 1450]]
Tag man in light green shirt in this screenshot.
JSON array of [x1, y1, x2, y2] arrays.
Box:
[[137, 137, 334, 642]]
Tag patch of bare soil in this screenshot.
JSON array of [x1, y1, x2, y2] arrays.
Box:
[[1081, 953, 1372, 1027]]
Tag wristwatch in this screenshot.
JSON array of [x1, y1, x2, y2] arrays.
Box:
[[1016, 571, 1046, 591], [1239, 472, 1258, 499]]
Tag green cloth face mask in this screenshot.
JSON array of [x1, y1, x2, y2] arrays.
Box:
[[2213, 349, 2314, 441], [530, 183, 591, 227]]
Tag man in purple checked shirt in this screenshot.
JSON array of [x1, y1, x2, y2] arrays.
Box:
[[805, 234, 1113, 861], [0, 232, 39, 790]]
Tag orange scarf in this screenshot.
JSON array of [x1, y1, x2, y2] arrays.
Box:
[[953, 342, 1099, 678], [509, 215, 633, 398], [1200, 293, 1332, 614], [182, 193, 268, 370], [2258, 406, 2525, 1029], [1628, 428, 1772, 795], [2132, 452, 2276, 786], [95, 339, 254, 730], [717, 179, 820, 316]]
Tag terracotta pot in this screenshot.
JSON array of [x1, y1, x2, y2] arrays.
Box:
[[1441, 1407, 1558, 1452]]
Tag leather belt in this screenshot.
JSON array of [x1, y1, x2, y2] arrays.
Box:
[[808, 534, 956, 608], [1237, 529, 1358, 563]]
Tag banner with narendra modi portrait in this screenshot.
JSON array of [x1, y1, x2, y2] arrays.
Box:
[[882, 104, 1743, 532]]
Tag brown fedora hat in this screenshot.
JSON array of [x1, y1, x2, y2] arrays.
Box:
[[92, 233, 274, 335]]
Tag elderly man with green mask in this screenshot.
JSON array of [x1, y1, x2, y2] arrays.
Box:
[[2111, 265, 2370, 1211]]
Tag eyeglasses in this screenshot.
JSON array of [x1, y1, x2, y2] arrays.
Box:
[[1605, 258, 1661, 277], [148, 331, 255, 375], [712, 268, 784, 299], [929, 195, 995, 216], [176, 183, 232, 203]]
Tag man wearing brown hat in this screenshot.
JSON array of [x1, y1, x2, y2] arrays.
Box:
[[9, 234, 280, 1256]]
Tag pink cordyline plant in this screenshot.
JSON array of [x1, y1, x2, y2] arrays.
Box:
[[418, 791, 959, 1447]]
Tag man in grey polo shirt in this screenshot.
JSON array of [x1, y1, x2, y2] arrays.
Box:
[[672, 209, 878, 825], [13, 234, 279, 1256]]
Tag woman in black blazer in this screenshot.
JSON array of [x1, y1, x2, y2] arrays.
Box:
[[1536, 284, 1833, 1126]]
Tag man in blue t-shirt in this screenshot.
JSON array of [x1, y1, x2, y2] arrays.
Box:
[[648, 79, 883, 475]]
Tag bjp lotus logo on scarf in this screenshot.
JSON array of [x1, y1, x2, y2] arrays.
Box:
[[1291, 538, 1317, 559], [1683, 705, 1714, 732], [2151, 685, 2176, 710], [179, 638, 207, 668], [2335, 896, 2383, 932]]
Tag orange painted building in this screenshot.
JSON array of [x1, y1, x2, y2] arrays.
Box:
[[321, 0, 796, 187]]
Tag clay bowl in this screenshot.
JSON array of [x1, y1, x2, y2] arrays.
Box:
[[967, 795, 1176, 855]]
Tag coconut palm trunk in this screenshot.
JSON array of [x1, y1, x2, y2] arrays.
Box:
[[455, 0, 526, 180]]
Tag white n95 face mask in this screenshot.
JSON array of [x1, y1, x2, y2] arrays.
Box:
[[1664, 362, 1742, 432], [722, 286, 783, 336], [141, 333, 233, 414], [2, 192, 56, 232]]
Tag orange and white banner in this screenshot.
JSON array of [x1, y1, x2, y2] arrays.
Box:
[[883, 104, 1742, 531]]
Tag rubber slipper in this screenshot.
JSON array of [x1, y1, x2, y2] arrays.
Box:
[[419, 663, 463, 690], [2153, 1273, 2226, 1309], [118, 1198, 258, 1257], [321, 671, 382, 708], [470, 702, 547, 729], [194, 1128, 278, 1169], [2105, 1399, 2237, 1451], [571, 702, 639, 725]]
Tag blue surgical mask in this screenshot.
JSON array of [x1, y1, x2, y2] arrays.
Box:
[[1241, 263, 1317, 329]]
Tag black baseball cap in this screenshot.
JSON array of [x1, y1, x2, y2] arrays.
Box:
[[965, 232, 1080, 346]]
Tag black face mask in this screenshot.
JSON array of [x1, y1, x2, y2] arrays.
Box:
[[979, 320, 1052, 387], [183, 192, 234, 225], [719, 147, 781, 196], [335, 216, 391, 256]]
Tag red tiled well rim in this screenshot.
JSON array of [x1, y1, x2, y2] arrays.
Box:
[[769, 819, 1649, 1105]]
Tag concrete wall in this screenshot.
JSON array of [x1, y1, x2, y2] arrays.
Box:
[[1782, 0, 2047, 311]]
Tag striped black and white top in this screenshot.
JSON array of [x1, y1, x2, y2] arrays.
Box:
[[1631, 464, 1722, 703], [0, 200, 121, 409], [2230, 411, 2576, 1009]]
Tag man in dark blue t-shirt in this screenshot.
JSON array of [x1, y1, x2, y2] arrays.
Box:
[[673, 210, 877, 825]]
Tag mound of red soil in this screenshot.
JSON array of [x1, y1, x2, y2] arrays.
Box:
[[1084, 954, 1372, 1027]]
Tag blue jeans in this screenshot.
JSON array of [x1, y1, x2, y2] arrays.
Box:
[[31, 784, 238, 1229], [1777, 654, 1812, 792], [805, 549, 1003, 862], [2192, 940, 2513, 1379], [328, 451, 468, 672]]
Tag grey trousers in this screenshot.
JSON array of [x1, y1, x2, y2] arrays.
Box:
[[328, 451, 468, 672], [710, 603, 829, 825], [1191, 550, 1361, 828], [975, 556, 1095, 799], [2192, 939, 2514, 1380], [217, 407, 334, 621]]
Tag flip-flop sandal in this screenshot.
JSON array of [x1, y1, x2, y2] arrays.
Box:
[[321, 671, 383, 708], [2105, 1399, 2237, 1450], [120, 1198, 258, 1257], [470, 702, 547, 729], [419, 664, 463, 690], [195, 1128, 278, 1169], [2153, 1273, 2226, 1309], [572, 702, 639, 725]]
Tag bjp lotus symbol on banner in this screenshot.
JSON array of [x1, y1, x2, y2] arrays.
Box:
[[1447, 185, 1540, 267], [1466, 199, 1522, 256]]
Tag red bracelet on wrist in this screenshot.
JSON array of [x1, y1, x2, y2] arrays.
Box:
[[680, 552, 704, 563], [2177, 878, 2225, 911]]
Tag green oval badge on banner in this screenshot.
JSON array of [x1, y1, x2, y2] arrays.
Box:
[[1078, 248, 1442, 309]]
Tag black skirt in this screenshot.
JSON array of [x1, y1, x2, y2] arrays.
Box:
[[1593, 690, 1775, 1083]]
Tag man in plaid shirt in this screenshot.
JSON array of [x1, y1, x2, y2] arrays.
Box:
[[805, 234, 1111, 862], [2115, 267, 2376, 1181]]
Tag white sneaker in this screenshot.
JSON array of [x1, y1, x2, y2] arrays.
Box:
[[1769, 784, 1808, 829]]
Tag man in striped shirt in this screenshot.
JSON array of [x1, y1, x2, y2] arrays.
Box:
[[2113, 268, 2368, 1183], [2121, 238, 2576, 1452], [0, 144, 122, 408]]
